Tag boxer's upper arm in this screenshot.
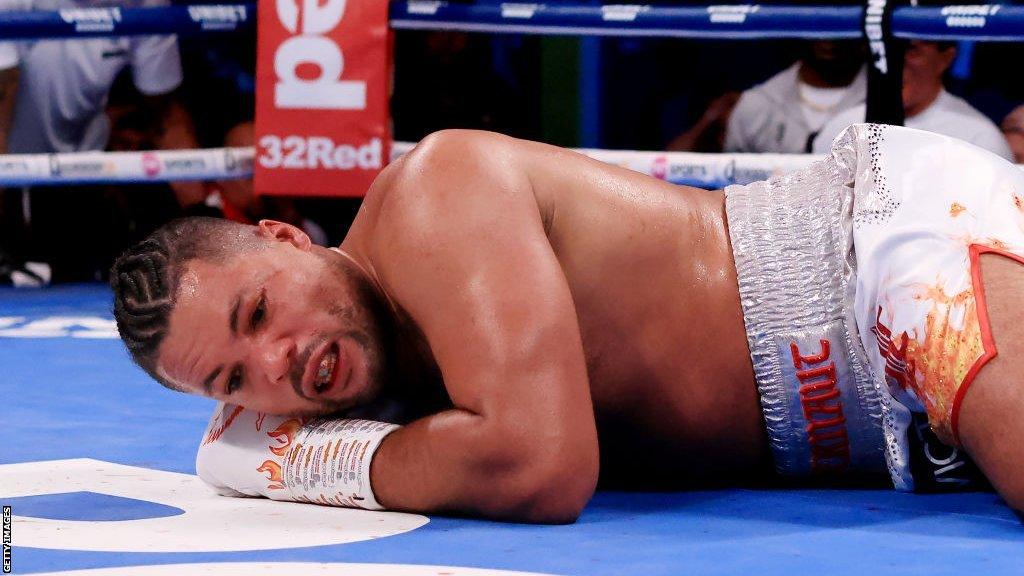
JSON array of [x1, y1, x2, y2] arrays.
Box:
[[367, 130, 598, 519]]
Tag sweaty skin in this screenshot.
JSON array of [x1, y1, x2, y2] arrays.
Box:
[[158, 130, 768, 522]]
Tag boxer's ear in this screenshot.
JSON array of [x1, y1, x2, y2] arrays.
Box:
[[257, 219, 311, 251]]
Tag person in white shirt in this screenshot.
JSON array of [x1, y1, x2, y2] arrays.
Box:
[[1000, 104, 1024, 164], [0, 0, 186, 153], [724, 41, 867, 154], [813, 41, 1013, 161], [0, 0, 203, 282]]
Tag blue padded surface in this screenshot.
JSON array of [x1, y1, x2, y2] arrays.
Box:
[[5, 492, 184, 522], [2, 285, 1022, 575]]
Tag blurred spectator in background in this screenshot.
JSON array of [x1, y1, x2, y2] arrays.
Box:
[[392, 31, 538, 141], [1, 0, 189, 156], [814, 41, 1012, 160], [0, 45, 15, 153], [725, 40, 866, 153], [666, 91, 740, 152], [1001, 105, 1024, 164], [103, 105, 184, 250], [0, 36, 26, 284], [0, 0, 200, 282], [196, 120, 328, 246]]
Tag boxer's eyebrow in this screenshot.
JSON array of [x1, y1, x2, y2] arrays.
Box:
[[229, 293, 242, 336], [203, 366, 222, 396]]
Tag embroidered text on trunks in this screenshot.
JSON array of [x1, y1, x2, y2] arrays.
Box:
[[791, 340, 851, 473], [871, 307, 916, 394]]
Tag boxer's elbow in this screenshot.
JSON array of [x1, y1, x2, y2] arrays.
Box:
[[482, 468, 594, 524], [522, 460, 598, 524], [1000, 485, 1024, 518], [482, 429, 599, 524]]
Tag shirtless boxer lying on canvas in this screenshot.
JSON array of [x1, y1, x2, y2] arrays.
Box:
[[110, 125, 1024, 522]]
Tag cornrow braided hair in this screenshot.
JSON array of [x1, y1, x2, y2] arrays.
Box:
[[110, 236, 174, 375], [110, 217, 259, 391]]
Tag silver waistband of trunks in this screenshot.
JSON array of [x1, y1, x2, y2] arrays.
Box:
[[724, 147, 886, 477]]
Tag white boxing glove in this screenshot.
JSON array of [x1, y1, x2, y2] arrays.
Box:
[[196, 402, 399, 510]]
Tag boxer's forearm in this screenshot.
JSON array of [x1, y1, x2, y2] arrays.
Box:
[[371, 407, 598, 524], [195, 402, 597, 521]]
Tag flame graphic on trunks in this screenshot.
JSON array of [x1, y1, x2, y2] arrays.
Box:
[[256, 417, 305, 491], [872, 279, 984, 445]]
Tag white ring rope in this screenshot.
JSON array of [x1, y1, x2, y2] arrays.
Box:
[[2, 143, 1017, 189], [0, 143, 821, 189], [0, 147, 253, 186]]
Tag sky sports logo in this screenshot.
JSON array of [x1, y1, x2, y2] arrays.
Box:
[[2, 505, 10, 573]]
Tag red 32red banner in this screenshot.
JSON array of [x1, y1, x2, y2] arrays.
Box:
[[254, 0, 390, 197]]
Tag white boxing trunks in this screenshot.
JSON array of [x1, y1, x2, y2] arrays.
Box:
[[727, 123, 1024, 491]]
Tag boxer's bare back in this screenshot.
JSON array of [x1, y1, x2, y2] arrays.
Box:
[[157, 130, 768, 521]]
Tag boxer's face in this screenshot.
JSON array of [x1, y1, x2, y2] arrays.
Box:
[[156, 222, 388, 416]]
